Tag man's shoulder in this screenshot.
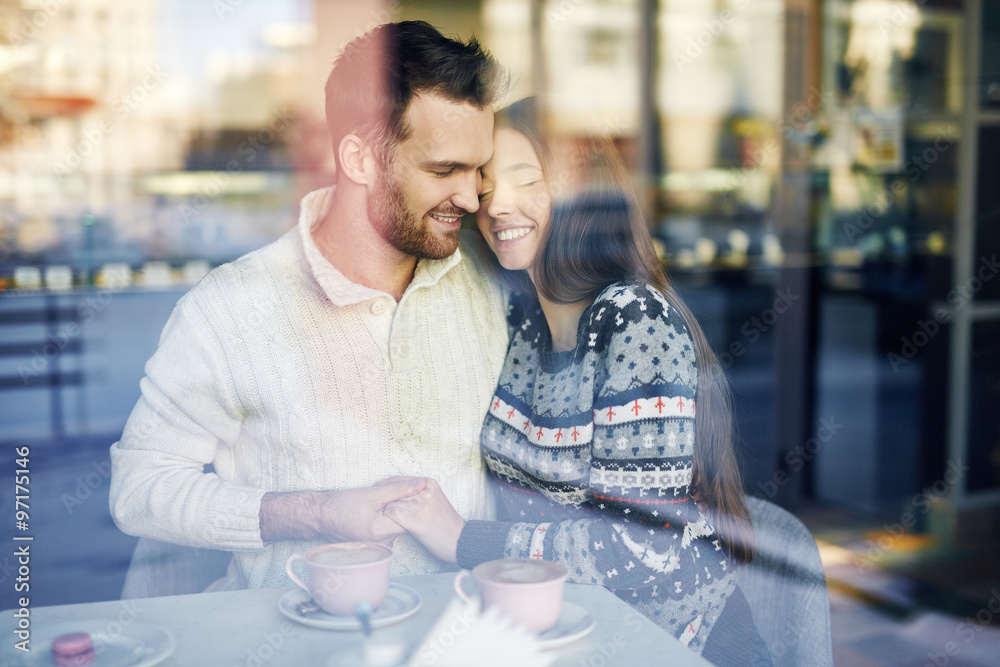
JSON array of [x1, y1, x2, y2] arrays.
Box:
[[183, 228, 302, 306]]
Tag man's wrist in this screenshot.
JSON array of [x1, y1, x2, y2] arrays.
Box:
[[260, 490, 332, 542]]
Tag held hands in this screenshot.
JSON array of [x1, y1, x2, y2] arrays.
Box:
[[316, 477, 430, 544], [257, 477, 430, 544], [381, 477, 465, 564], [258, 476, 464, 562]]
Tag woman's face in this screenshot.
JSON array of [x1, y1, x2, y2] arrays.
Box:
[[476, 128, 552, 273]]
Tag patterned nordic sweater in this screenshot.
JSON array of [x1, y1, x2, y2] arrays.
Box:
[[456, 281, 736, 653]]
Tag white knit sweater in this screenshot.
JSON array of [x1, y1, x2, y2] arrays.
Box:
[[109, 187, 509, 588]]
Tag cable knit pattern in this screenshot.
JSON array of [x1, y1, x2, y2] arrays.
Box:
[[456, 281, 735, 654], [110, 187, 508, 589]]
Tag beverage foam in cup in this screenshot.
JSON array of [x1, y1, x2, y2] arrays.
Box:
[[476, 558, 565, 584], [311, 543, 388, 566], [286, 542, 392, 617], [454, 558, 569, 633]]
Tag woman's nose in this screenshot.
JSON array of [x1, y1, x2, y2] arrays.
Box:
[[487, 189, 514, 218]]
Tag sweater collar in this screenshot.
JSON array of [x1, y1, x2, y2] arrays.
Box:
[[297, 186, 462, 306]]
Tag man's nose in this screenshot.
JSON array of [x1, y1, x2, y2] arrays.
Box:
[[452, 172, 480, 213]]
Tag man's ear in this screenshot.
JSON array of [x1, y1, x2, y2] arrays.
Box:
[[337, 134, 377, 185]]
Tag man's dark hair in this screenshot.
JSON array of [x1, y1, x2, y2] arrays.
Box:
[[324, 20, 506, 172]]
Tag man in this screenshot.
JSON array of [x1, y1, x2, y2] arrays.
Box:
[[110, 21, 509, 589]]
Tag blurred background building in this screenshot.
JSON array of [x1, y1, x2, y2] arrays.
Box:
[[1, 0, 998, 660]]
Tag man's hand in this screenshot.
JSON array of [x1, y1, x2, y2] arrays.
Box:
[[382, 477, 465, 563], [259, 477, 428, 544]]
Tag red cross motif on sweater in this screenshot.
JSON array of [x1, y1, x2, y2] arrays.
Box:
[[607, 406, 616, 422], [677, 397, 684, 412], [572, 427, 579, 442], [531, 550, 543, 559], [537, 427, 544, 441], [555, 429, 563, 443], [524, 420, 531, 430], [537, 527, 547, 533], [493, 398, 500, 411], [507, 407, 516, 419], [656, 397, 665, 413], [632, 400, 641, 416]]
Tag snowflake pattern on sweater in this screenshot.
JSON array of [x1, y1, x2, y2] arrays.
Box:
[[458, 281, 735, 650]]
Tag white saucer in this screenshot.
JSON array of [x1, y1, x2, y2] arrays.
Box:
[[278, 584, 422, 631], [538, 602, 596, 649], [0, 619, 175, 667]]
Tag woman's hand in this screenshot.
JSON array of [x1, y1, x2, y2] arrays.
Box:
[[381, 477, 466, 564]]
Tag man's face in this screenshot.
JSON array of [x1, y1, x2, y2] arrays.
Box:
[[368, 92, 494, 260]]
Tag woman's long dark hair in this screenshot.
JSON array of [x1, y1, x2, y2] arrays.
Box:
[[486, 99, 754, 563]]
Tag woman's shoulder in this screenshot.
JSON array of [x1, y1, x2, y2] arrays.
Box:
[[586, 281, 687, 335]]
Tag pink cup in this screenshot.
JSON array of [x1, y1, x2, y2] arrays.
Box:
[[285, 542, 392, 616], [454, 558, 569, 633]]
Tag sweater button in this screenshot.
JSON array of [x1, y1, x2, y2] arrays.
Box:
[[371, 300, 387, 315]]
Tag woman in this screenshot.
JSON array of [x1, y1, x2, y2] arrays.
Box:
[[385, 100, 764, 664]]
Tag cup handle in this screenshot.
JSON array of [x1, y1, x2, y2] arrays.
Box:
[[453, 570, 475, 604], [285, 554, 310, 593]]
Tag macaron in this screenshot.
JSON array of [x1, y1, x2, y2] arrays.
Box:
[[51, 632, 95, 666]]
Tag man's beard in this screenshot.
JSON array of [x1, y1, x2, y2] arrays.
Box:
[[368, 172, 461, 260]]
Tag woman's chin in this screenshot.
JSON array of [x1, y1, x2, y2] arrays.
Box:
[[497, 257, 530, 272]]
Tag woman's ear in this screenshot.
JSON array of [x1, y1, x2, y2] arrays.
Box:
[[337, 134, 377, 185]]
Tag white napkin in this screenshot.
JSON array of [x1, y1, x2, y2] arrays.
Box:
[[406, 598, 555, 667]]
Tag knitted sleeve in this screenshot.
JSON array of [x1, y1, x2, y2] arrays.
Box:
[[109, 283, 265, 551], [458, 284, 730, 607]]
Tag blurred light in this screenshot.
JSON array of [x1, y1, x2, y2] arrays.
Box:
[[861, 531, 937, 555], [662, 169, 744, 193], [674, 249, 696, 269], [926, 231, 947, 255], [850, 0, 922, 30], [261, 23, 316, 50], [0, 45, 38, 76], [139, 172, 278, 196], [44, 266, 73, 291], [762, 233, 784, 266], [695, 237, 717, 265], [831, 247, 863, 267], [140, 262, 172, 288], [97, 264, 132, 289], [726, 229, 750, 267], [183, 260, 211, 285], [484, 0, 530, 25], [888, 225, 906, 248], [860, 232, 886, 257], [13, 267, 42, 290], [816, 540, 855, 568], [728, 229, 750, 256], [731, 118, 772, 137]]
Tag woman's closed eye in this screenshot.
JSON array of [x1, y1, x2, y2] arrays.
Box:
[[478, 189, 494, 202]]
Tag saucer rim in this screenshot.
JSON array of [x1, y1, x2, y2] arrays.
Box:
[[278, 583, 422, 631], [537, 601, 597, 649]]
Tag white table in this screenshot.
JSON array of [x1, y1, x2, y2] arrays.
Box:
[[2, 574, 710, 666]]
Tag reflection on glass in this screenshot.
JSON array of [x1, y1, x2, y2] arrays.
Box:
[[967, 320, 1000, 493], [0, 0, 308, 289], [656, 0, 783, 270], [817, 0, 963, 292], [982, 0, 1000, 108], [974, 126, 1000, 302]]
